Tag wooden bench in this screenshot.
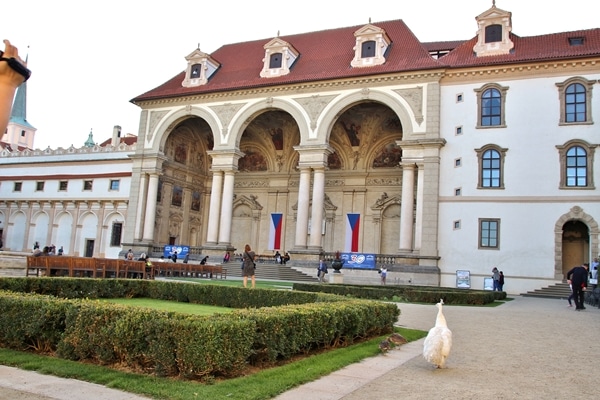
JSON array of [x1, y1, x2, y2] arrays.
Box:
[[26, 256, 149, 279]]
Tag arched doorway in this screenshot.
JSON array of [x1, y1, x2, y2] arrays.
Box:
[[561, 220, 589, 278]]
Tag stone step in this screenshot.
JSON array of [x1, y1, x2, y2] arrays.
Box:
[[521, 282, 572, 299]]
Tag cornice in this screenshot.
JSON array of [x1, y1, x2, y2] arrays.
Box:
[[442, 58, 600, 84], [134, 70, 446, 109]]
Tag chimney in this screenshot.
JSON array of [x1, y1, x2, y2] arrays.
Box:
[[111, 125, 122, 147]]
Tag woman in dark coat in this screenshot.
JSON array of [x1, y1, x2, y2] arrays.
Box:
[[242, 244, 256, 288]]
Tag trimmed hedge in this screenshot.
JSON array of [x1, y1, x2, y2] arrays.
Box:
[[292, 282, 505, 305], [0, 277, 399, 379]]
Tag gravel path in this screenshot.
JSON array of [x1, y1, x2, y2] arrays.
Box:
[[341, 296, 599, 400]]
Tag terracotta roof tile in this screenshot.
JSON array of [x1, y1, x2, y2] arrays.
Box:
[[132, 20, 443, 102], [132, 23, 600, 103]]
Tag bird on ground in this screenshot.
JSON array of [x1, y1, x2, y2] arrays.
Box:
[[388, 332, 408, 346], [423, 298, 453, 368], [379, 339, 392, 353]]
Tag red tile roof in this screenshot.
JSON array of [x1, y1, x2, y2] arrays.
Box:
[[98, 135, 138, 147], [132, 21, 600, 103], [440, 29, 600, 67]]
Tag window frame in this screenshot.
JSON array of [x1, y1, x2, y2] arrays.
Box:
[[361, 40, 376, 58], [83, 180, 93, 191], [110, 222, 123, 247], [109, 179, 120, 191], [479, 218, 500, 249], [35, 181, 45, 192], [13, 182, 22, 192], [476, 144, 507, 189], [59, 181, 68, 191], [474, 83, 508, 129], [557, 140, 595, 189], [556, 77, 594, 125]]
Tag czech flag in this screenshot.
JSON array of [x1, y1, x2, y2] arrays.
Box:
[[269, 213, 283, 250], [345, 213, 360, 252]]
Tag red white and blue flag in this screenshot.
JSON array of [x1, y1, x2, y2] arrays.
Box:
[[345, 213, 360, 252], [269, 213, 283, 250]]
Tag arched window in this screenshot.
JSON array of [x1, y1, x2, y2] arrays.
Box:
[[476, 145, 507, 189], [565, 83, 586, 123], [566, 146, 587, 187], [269, 53, 283, 69], [361, 40, 376, 58], [556, 77, 594, 125], [475, 84, 508, 128], [557, 140, 596, 189], [485, 24, 502, 43]]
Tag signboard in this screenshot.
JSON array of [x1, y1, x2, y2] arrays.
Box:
[[340, 253, 376, 269], [483, 277, 494, 291], [163, 245, 189, 260], [456, 270, 471, 289]]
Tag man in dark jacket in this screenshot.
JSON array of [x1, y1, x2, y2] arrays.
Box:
[[567, 263, 589, 311]]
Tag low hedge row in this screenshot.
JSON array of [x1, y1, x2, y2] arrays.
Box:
[[0, 278, 400, 379], [292, 282, 504, 304]]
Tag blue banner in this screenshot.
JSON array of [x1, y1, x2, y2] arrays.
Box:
[[340, 252, 376, 269], [163, 245, 189, 259]]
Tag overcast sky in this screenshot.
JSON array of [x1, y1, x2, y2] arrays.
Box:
[[4, 0, 599, 150]]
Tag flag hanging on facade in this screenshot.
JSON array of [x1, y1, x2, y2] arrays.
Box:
[[345, 213, 360, 252], [269, 213, 283, 250]]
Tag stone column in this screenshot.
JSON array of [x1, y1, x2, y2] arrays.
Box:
[[414, 163, 425, 250], [294, 167, 311, 249], [134, 173, 148, 240], [309, 167, 325, 249], [142, 173, 159, 242], [218, 170, 236, 245], [206, 170, 224, 245], [399, 163, 415, 251]]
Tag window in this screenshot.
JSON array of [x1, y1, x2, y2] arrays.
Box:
[[485, 24, 502, 43], [565, 83, 586, 122], [269, 53, 282, 68], [557, 140, 595, 189], [456, 94, 463, 102], [83, 180, 93, 191], [59, 181, 68, 191], [475, 84, 508, 128], [476, 145, 507, 189], [110, 222, 123, 247], [455, 126, 463, 135], [14, 182, 22, 192], [454, 188, 461, 196], [190, 63, 201, 79], [479, 219, 500, 249], [36, 181, 45, 191], [568, 37, 584, 46], [454, 158, 461, 167], [109, 179, 120, 191], [21, 130, 26, 137], [453, 220, 461, 230], [361, 40, 376, 58], [556, 77, 594, 125]]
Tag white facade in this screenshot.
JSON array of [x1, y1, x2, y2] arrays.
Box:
[[0, 143, 134, 258]]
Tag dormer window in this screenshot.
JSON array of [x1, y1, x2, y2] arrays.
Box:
[[569, 37, 585, 46], [181, 48, 220, 88], [361, 41, 376, 58], [269, 53, 283, 69], [260, 38, 299, 78], [485, 24, 502, 43], [473, 5, 514, 57], [351, 24, 391, 68]]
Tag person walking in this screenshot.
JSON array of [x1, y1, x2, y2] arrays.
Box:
[[492, 267, 500, 291], [317, 259, 328, 283], [379, 267, 388, 285], [566, 263, 589, 311], [242, 244, 256, 288]]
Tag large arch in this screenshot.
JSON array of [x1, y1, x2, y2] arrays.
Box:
[[317, 89, 417, 143], [228, 98, 311, 148], [151, 106, 222, 152], [554, 206, 599, 279]]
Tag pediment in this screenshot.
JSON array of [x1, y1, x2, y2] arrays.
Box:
[[354, 24, 388, 38]]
